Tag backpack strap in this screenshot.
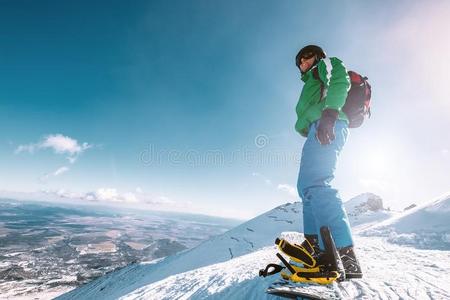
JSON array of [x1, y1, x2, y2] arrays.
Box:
[[311, 66, 326, 101], [311, 66, 321, 82]]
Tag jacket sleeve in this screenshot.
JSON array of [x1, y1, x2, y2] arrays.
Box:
[[317, 57, 351, 111]]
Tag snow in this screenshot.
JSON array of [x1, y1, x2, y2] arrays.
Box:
[[0, 284, 74, 300], [362, 193, 450, 250], [56, 193, 450, 300], [115, 235, 450, 300], [46, 276, 78, 285], [3, 252, 25, 257], [56, 202, 303, 300]]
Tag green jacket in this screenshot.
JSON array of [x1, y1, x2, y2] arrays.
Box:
[[295, 57, 350, 137]]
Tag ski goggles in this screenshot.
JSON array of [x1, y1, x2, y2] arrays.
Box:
[[296, 52, 316, 69], [299, 52, 316, 60]]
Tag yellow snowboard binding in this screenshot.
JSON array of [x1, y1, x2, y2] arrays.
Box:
[[276, 252, 341, 285], [259, 227, 345, 285]]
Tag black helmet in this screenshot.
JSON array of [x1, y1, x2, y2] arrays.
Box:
[[295, 45, 326, 69]]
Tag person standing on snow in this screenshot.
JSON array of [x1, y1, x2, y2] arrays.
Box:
[[294, 45, 362, 279]]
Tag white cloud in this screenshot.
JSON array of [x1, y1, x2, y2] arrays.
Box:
[[49, 189, 84, 199], [95, 188, 120, 201], [83, 192, 98, 201], [15, 144, 36, 154], [39, 187, 188, 211], [39, 166, 70, 183], [144, 195, 176, 205], [41, 134, 91, 155], [277, 184, 298, 198], [53, 166, 69, 176], [87, 188, 158, 204], [122, 192, 139, 203], [15, 134, 92, 163], [43, 187, 123, 203]]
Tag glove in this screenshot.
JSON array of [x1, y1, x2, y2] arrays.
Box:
[[316, 109, 339, 145]]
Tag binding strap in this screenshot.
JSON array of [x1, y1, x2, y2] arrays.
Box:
[[287, 270, 340, 285], [258, 263, 284, 277], [301, 238, 315, 255], [275, 238, 316, 268]]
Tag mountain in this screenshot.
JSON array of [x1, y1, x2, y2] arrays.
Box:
[[361, 193, 450, 250], [345, 192, 392, 229], [57, 194, 400, 300], [345, 193, 384, 215]]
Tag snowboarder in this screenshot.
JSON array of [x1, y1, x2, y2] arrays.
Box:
[[294, 45, 362, 279], [259, 45, 370, 296]]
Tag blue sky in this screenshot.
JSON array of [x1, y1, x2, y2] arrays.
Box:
[[1, 0, 450, 219]]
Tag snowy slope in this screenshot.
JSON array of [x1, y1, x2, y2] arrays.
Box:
[[60, 195, 450, 299], [362, 193, 450, 250], [119, 235, 450, 300], [56, 202, 302, 300]]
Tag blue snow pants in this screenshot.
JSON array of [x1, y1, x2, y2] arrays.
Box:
[[297, 120, 353, 250]]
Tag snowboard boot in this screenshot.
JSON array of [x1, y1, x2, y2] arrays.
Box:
[[338, 246, 363, 279]]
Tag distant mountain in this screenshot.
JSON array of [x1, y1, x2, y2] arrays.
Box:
[[344, 192, 393, 228], [345, 192, 384, 214]]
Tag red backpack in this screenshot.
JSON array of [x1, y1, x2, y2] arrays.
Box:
[[312, 68, 372, 128]]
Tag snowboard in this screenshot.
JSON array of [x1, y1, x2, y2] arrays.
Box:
[[266, 278, 341, 299]]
